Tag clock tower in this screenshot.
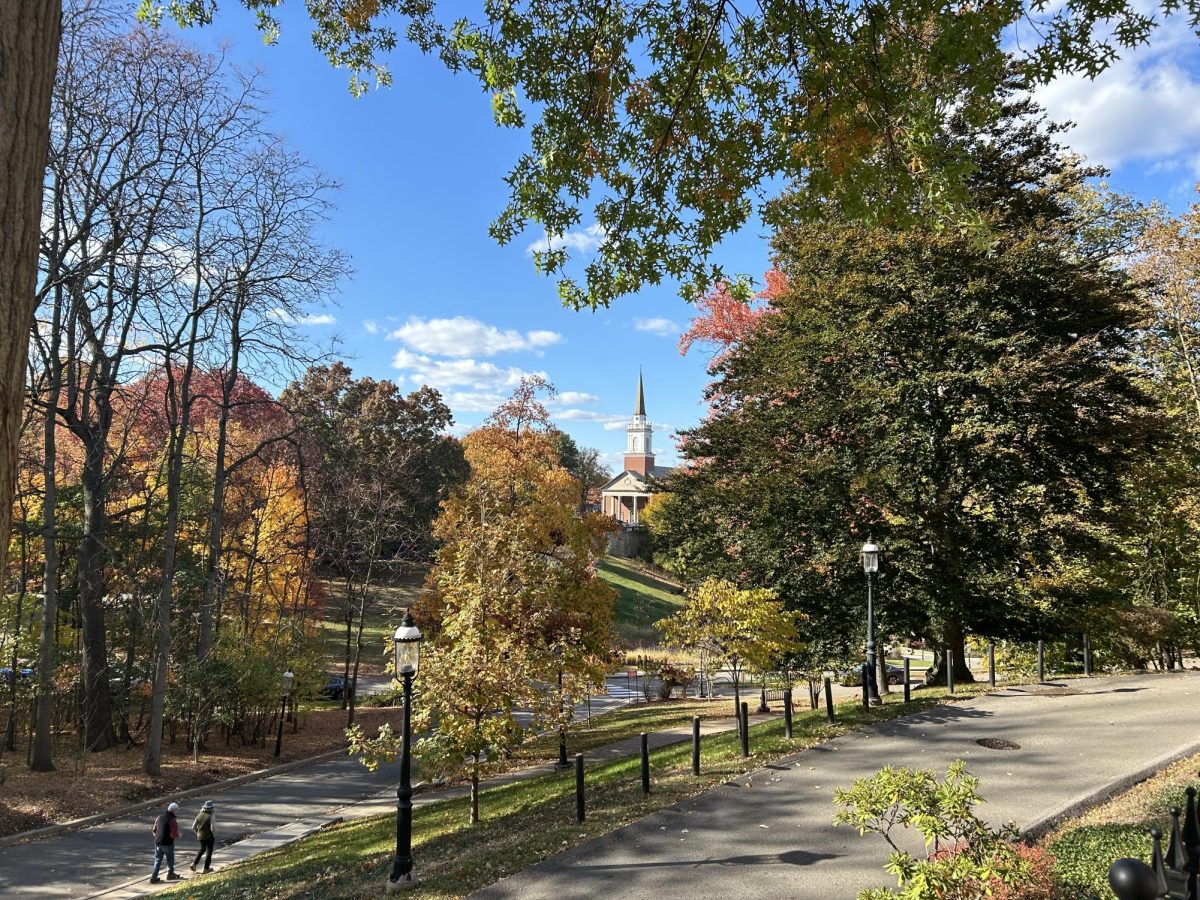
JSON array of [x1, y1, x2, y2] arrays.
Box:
[[623, 371, 654, 476]]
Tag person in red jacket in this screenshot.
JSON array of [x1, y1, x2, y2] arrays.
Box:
[[149, 802, 183, 884]]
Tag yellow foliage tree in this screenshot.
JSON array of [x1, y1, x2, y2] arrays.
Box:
[[658, 578, 804, 718]]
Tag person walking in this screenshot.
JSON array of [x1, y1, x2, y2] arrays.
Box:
[[149, 802, 182, 884], [190, 800, 216, 874]]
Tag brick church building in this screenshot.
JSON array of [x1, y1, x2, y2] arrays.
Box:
[[600, 373, 672, 525]]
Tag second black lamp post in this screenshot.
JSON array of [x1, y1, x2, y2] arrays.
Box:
[[273, 668, 294, 758], [387, 611, 422, 892], [555, 644, 570, 770], [861, 537, 882, 707]]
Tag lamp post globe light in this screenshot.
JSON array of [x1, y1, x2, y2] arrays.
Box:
[[388, 611, 422, 892], [273, 669, 294, 758], [861, 538, 882, 707]]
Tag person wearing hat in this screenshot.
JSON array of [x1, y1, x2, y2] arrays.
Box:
[[190, 800, 216, 874], [149, 802, 182, 883]]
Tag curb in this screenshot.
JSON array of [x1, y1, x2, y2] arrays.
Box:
[[0, 746, 350, 850], [1021, 736, 1200, 841]]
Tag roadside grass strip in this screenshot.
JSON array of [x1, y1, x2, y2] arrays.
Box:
[[159, 685, 991, 899]]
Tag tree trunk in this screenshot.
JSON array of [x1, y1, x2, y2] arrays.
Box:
[[876, 650, 891, 695], [198, 319, 241, 662], [470, 754, 480, 825], [341, 580, 354, 711], [0, 0, 61, 640], [31, 285, 63, 771], [146, 338, 201, 775], [924, 620, 974, 685], [78, 445, 116, 751], [347, 585, 369, 728]]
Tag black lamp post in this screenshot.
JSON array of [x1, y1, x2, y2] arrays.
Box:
[[273, 669, 294, 758], [555, 645, 570, 770], [388, 612, 422, 892], [861, 538, 882, 706]]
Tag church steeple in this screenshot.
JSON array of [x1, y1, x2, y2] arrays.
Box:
[[625, 372, 654, 475]]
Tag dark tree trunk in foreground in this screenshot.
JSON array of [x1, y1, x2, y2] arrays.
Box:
[[0, 1, 61, 608], [924, 620, 974, 685]]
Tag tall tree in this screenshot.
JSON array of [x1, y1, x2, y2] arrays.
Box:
[[0, 0, 60, 638], [407, 378, 616, 824], [283, 363, 465, 726]]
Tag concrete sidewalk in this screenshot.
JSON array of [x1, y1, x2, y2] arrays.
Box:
[[474, 671, 1200, 900], [0, 703, 767, 899]]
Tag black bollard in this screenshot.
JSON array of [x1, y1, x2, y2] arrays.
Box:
[[1037, 640, 1046, 682], [757, 687, 769, 714], [947, 649, 955, 695], [1083, 633, 1092, 677], [988, 642, 996, 687], [903, 658, 911, 703], [640, 733, 650, 795], [824, 676, 836, 724], [740, 701, 750, 757], [861, 663, 869, 710], [575, 754, 585, 823], [691, 716, 701, 776], [783, 690, 793, 738]]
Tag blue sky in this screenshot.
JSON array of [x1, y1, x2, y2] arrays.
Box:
[[175, 6, 1200, 472]]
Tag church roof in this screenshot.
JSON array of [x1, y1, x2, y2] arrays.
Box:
[[600, 465, 676, 494], [635, 370, 646, 417]]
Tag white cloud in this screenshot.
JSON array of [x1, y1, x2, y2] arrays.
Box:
[[268, 308, 337, 326], [556, 409, 630, 428], [387, 316, 563, 358], [1033, 23, 1200, 172], [552, 391, 600, 406], [363, 320, 379, 334], [633, 317, 680, 337], [391, 348, 545, 394], [444, 391, 507, 413], [526, 224, 607, 256]]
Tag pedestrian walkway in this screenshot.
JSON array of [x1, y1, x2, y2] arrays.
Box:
[[474, 671, 1200, 900], [0, 703, 767, 899]]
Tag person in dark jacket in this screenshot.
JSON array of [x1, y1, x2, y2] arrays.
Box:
[[190, 800, 216, 873], [149, 802, 183, 883]]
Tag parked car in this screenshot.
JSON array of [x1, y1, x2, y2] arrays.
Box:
[[321, 675, 346, 701], [0, 666, 32, 685], [839, 664, 906, 687]]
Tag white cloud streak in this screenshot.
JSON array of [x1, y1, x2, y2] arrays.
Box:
[[526, 224, 606, 256], [269, 308, 337, 326], [634, 317, 680, 337], [388, 316, 563, 358], [391, 348, 545, 395]]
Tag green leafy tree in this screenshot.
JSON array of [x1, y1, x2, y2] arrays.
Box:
[[658, 577, 803, 716], [143, 0, 1200, 311], [652, 109, 1162, 682]]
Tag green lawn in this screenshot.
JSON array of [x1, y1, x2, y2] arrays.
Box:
[[598, 557, 686, 646], [159, 685, 996, 900], [318, 574, 427, 675]]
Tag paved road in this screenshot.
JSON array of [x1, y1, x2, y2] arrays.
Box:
[[475, 671, 1200, 900], [0, 673, 640, 898]]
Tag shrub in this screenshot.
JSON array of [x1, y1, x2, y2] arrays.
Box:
[[836, 761, 1069, 900]]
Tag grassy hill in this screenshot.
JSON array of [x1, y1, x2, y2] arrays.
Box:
[[598, 556, 686, 647]]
